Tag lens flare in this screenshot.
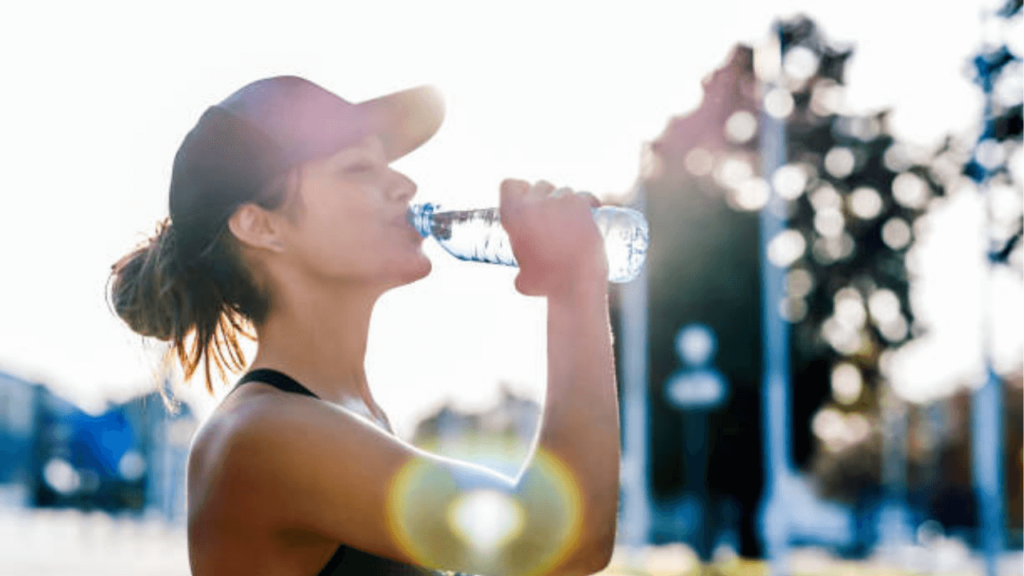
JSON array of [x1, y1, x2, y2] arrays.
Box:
[[385, 448, 583, 576], [447, 490, 525, 553]]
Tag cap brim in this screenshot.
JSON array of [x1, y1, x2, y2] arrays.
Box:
[[357, 85, 445, 162]]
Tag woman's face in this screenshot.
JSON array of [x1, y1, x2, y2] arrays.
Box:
[[275, 135, 431, 289]]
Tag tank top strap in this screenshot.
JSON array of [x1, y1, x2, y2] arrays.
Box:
[[236, 368, 320, 399]]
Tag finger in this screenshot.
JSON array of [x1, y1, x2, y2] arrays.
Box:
[[576, 191, 601, 208], [550, 186, 573, 199], [500, 178, 530, 208], [529, 180, 556, 199]]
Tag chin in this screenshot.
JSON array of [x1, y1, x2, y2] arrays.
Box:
[[389, 254, 432, 287]]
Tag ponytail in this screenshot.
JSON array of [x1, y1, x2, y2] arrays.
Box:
[[108, 218, 268, 393]]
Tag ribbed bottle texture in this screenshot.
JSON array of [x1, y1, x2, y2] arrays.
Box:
[[408, 203, 649, 283]]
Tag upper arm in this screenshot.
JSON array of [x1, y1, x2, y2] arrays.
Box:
[[216, 396, 601, 576]]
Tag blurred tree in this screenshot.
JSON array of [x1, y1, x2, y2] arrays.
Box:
[[614, 13, 1021, 557]]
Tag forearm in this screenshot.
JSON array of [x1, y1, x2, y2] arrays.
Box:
[[518, 280, 621, 569]]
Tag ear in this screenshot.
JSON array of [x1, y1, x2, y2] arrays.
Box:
[[227, 203, 286, 253]]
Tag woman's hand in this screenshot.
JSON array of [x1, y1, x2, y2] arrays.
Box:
[[499, 179, 608, 299]]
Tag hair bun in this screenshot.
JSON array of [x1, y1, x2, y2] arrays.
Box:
[[108, 219, 187, 341]]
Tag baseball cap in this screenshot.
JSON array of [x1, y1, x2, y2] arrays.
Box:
[[168, 76, 445, 263]]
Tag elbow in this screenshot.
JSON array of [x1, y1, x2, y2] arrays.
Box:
[[578, 527, 616, 574], [581, 551, 613, 575]]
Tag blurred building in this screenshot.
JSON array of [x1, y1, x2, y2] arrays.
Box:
[[0, 371, 42, 507], [0, 370, 195, 523], [412, 384, 539, 478]]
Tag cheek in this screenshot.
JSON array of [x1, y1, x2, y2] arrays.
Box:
[[301, 209, 392, 276]]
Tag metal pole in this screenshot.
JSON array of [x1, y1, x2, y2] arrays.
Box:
[[620, 184, 652, 563], [756, 21, 793, 576], [971, 10, 1009, 573], [878, 388, 912, 550]]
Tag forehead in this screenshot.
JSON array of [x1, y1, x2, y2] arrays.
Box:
[[296, 134, 386, 186], [325, 134, 386, 161]]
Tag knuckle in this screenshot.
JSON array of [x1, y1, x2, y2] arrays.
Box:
[[500, 178, 527, 196], [533, 180, 555, 193]]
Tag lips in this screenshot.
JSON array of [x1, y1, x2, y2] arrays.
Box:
[[393, 212, 423, 240]]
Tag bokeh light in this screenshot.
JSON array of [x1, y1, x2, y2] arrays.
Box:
[[763, 87, 795, 119], [767, 229, 806, 267], [809, 79, 845, 116], [867, 289, 901, 325], [785, 267, 814, 298], [675, 323, 718, 367], [883, 142, 918, 173], [729, 177, 771, 211], [834, 288, 867, 329], [812, 408, 872, 452], [43, 459, 80, 496], [771, 163, 809, 200], [824, 147, 856, 178], [812, 233, 856, 264], [684, 147, 714, 176], [974, 138, 1007, 171], [724, 110, 758, 144], [891, 172, 930, 209], [714, 156, 754, 189], [779, 296, 809, 323], [881, 217, 913, 249], [809, 183, 843, 211], [814, 208, 846, 238], [830, 363, 863, 405], [849, 186, 884, 219], [782, 45, 820, 82]]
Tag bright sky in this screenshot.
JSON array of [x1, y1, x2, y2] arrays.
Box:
[[0, 0, 1020, 437]]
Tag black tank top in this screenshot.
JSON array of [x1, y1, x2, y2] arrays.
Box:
[[235, 369, 468, 576]]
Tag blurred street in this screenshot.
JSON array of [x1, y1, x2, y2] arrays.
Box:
[[0, 508, 188, 576], [1, 507, 1021, 576]]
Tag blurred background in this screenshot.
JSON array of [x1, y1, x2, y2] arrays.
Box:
[[0, 1, 1021, 575]]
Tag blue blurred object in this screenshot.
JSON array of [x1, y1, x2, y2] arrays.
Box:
[[67, 410, 135, 480], [664, 324, 731, 560]]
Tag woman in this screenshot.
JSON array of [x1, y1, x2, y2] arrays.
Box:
[[110, 76, 620, 576]]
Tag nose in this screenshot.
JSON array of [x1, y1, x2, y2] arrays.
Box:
[[387, 168, 417, 203]]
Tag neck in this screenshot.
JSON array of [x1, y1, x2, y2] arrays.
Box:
[[251, 279, 382, 410]]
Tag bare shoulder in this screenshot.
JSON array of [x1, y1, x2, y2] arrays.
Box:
[[186, 382, 435, 562], [187, 383, 387, 519]]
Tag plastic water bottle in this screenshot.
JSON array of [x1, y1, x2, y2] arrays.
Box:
[[407, 203, 649, 283]]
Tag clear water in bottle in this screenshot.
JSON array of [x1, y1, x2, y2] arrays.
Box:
[[407, 203, 649, 283]]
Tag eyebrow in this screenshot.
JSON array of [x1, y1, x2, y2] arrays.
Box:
[[335, 138, 386, 162]]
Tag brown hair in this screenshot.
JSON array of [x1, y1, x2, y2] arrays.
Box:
[[108, 174, 296, 393]]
